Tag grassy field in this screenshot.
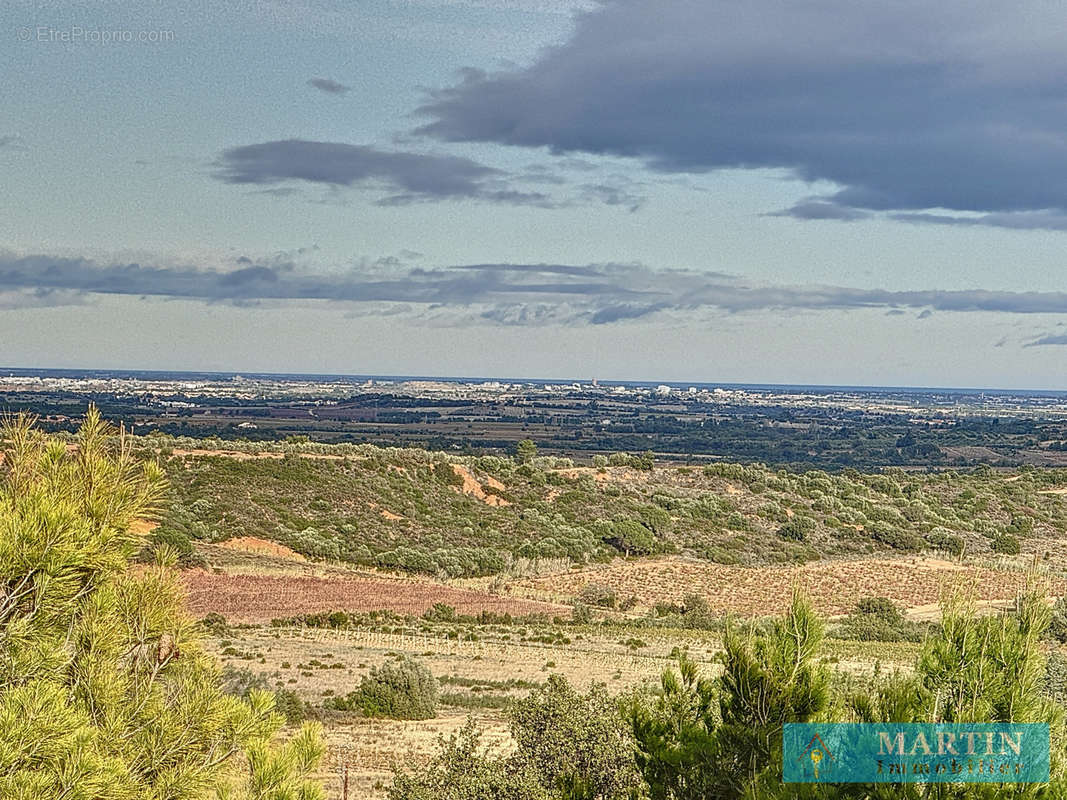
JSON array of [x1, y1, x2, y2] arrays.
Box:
[[201, 604, 924, 799], [503, 554, 1066, 616], [186, 535, 1050, 799]]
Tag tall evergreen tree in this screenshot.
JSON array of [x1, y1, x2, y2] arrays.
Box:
[[0, 408, 324, 799]]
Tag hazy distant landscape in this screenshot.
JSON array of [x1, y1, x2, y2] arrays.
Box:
[[8, 377, 1067, 796], [8, 369, 1067, 470], [10, 0, 1067, 795]]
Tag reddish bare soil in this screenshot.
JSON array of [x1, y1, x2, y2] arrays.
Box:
[[171, 448, 346, 461], [181, 571, 570, 623]]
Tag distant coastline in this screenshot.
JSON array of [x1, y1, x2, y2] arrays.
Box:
[[2, 366, 1065, 398]]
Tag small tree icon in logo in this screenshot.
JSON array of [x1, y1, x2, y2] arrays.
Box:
[[797, 733, 836, 780]]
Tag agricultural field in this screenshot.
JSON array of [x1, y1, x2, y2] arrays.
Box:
[[182, 523, 1058, 799], [505, 554, 1067, 617], [182, 567, 571, 624], [14, 372, 1067, 470], [194, 571, 926, 799]]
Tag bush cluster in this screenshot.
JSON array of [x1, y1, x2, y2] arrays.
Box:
[[327, 657, 438, 720]]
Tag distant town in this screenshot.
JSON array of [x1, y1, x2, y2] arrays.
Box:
[[4, 368, 1067, 470]]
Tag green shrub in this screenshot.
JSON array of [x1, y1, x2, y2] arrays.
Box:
[[577, 583, 617, 609], [1046, 597, 1067, 644], [633, 450, 655, 471], [199, 612, 230, 637], [925, 528, 965, 556], [388, 719, 547, 800], [433, 461, 464, 486], [328, 657, 438, 720], [868, 522, 924, 552], [602, 520, 656, 555], [836, 596, 923, 642], [776, 516, 815, 541], [143, 525, 207, 568], [515, 439, 538, 464], [220, 666, 315, 724], [854, 596, 902, 623], [992, 533, 1021, 555], [424, 603, 458, 623], [510, 674, 642, 799]]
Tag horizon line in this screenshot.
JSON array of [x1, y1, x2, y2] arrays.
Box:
[[2, 365, 1066, 397]]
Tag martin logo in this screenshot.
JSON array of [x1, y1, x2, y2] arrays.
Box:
[[796, 732, 836, 780]]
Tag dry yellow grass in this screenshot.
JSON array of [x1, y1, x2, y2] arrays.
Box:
[[217, 536, 307, 561], [512, 555, 1064, 617], [206, 624, 717, 800]]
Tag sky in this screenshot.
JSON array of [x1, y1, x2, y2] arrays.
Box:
[[2, 0, 1067, 388]]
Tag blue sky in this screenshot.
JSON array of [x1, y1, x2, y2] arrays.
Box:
[[3, 0, 1067, 387]]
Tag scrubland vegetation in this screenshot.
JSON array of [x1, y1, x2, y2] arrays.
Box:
[[8, 412, 1067, 799], [136, 434, 1067, 578]]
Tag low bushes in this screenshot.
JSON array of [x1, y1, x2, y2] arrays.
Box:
[[327, 657, 438, 720], [834, 596, 924, 642]]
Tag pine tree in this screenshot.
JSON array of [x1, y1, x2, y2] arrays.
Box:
[[631, 585, 1067, 799], [0, 408, 324, 799], [631, 588, 830, 800]]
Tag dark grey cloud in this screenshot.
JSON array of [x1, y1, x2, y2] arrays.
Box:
[[214, 139, 552, 206], [214, 140, 643, 209], [8, 250, 1067, 326], [771, 201, 870, 222], [1025, 334, 1067, 347], [416, 1, 1067, 222], [308, 77, 351, 94], [588, 303, 668, 324]]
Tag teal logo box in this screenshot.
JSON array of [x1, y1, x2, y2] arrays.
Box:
[[783, 723, 1050, 783]]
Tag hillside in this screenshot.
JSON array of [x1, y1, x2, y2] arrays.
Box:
[[142, 437, 1067, 578]]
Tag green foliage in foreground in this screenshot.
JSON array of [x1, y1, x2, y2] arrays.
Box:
[[637, 589, 1067, 799], [391, 676, 643, 800], [220, 666, 316, 725], [0, 410, 324, 800], [392, 588, 1067, 799]]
